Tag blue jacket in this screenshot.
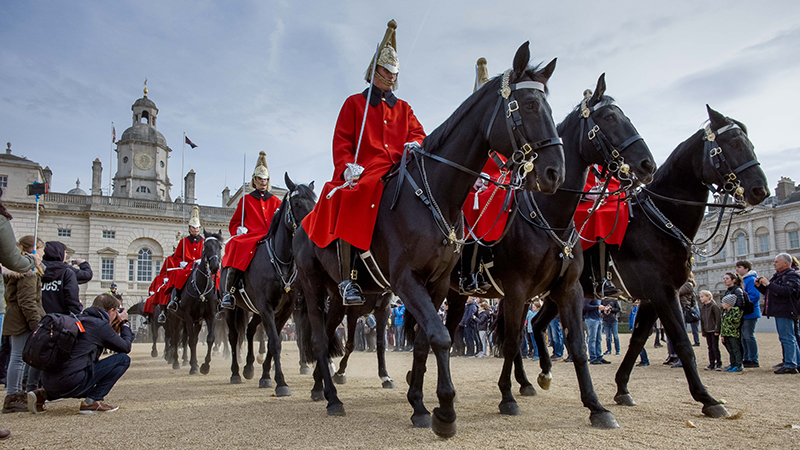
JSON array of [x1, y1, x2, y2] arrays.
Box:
[[583, 298, 602, 321], [393, 305, 405, 326], [741, 270, 762, 319], [629, 305, 638, 330], [460, 300, 478, 328]]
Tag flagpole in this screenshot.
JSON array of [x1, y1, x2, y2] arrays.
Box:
[[109, 122, 114, 196], [182, 131, 186, 225], [241, 154, 246, 228]]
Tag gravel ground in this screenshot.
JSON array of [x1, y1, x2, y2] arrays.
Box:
[[3, 333, 800, 449]]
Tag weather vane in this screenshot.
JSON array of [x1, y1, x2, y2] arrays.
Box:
[[144, 78, 148, 96]]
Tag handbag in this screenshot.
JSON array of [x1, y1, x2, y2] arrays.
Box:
[[682, 305, 700, 324]]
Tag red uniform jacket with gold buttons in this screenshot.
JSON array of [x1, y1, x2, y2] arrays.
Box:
[[463, 156, 513, 242], [303, 88, 426, 250], [223, 190, 282, 271], [164, 234, 204, 291]]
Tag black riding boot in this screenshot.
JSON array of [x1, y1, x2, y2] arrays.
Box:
[[460, 244, 489, 295], [166, 288, 180, 312], [596, 241, 622, 298], [220, 268, 238, 310], [338, 240, 365, 306]]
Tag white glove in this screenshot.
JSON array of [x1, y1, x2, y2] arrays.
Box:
[[236, 226, 248, 235], [344, 163, 364, 184], [179, 261, 188, 269], [404, 141, 422, 151]]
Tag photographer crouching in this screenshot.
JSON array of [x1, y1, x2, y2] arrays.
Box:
[[27, 293, 134, 414]]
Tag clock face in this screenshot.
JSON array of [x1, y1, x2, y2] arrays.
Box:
[[134, 152, 154, 170]]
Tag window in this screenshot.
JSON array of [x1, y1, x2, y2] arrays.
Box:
[[0, 176, 7, 188], [735, 232, 747, 256], [790, 231, 800, 249], [102, 230, 116, 239], [136, 186, 151, 193], [155, 260, 162, 276], [696, 253, 707, 262], [758, 235, 769, 253], [128, 259, 134, 282], [137, 248, 153, 282], [57, 229, 71, 237], [101, 258, 114, 281]]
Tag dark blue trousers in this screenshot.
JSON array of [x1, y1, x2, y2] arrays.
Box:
[[47, 354, 130, 402]]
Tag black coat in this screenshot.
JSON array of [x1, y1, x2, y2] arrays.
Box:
[[73, 261, 93, 285], [757, 268, 800, 319], [41, 260, 81, 315], [41, 307, 134, 398]]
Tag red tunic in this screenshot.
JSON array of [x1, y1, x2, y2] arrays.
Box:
[[463, 156, 513, 242], [573, 169, 629, 250], [303, 89, 426, 250], [164, 235, 204, 291], [222, 190, 282, 271], [144, 263, 170, 313]]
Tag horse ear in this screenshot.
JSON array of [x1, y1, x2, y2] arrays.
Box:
[[706, 104, 728, 129], [588, 73, 606, 106], [284, 172, 296, 191], [218, 229, 222, 236], [512, 41, 531, 80], [309, 180, 315, 192], [539, 57, 557, 83]]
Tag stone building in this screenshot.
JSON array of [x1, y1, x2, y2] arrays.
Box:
[[0, 88, 286, 306], [692, 176, 800, 295]]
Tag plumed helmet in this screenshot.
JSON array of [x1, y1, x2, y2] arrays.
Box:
[[474, 57, 490, 93], [252, 151, 271, 191], [188, 205, 201, 228], [365, 20, 399, 89]]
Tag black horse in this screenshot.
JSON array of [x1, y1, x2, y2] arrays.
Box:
[[329, 292, 396, 389], [167, 230, 223, 375], [437, 74, 656, 428], [294, 42, 565, 438], [226, 174, 316, 396], [599, 106, 769, 417]]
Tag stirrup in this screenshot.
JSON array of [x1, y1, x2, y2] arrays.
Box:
[[599, 279, 622, 299], [221, 292, 236, 310], [167, 299, 178, 312], [460, 274, 485, 296], [157, 312, 166, 324], [339, 280, 365, 306]]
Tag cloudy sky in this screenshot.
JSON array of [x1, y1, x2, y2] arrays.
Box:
[[2, 1, 798, 206]]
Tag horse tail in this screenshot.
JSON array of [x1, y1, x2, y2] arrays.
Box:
[[404, 310, 418, 346], [295, 296, 316, 364], [328, 323, 345, 359], [490, 301, 505, 354]]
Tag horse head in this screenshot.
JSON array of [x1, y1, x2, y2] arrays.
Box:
[[485, 42, 565, 194], [701, 106, 769, 206], [202, 229, 223, 273], [572, 73, 657, 185], [284, 172, 317, 225]]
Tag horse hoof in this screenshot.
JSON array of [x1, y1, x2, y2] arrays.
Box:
[[256, 353, 266, 365], [332, 373, 346, 385], [499, 401, 522, 416], [243, 365, 254, 380], [411, 413, 431, 428], [406, 370, 412, 386], [275, 386, 292, 397], [327, 403, 346, 417], [519, 385, 537, 397], [259, 379, 273, 389], [537, 373, 552, 390], [702, 403, 730, 418], [182, 360, 189, 367], [151, 349, 158, 358], [382, 379, 396, 389], [189, 367, 199, 375], [299, 367, 311, 375], [590, 411, 620, 429], [311, 390, 325, 402], [172, 363, 180, 370], [614, 393, 636, 406], [230, 375, 242, 385], [431, 413, 456, 439]]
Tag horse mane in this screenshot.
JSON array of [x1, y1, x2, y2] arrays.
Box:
[[422, 64, 546, 153], [265, 183, 317, 241]]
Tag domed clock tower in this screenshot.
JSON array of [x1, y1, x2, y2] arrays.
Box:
[[113, 82, 172, 201]]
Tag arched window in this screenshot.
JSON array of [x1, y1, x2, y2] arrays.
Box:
[[786, 222, 800, 249], [136, 186, 151, 193], [755, 227, 770, 253], [141, 110, 150, 124], [137, 248, 153, 282], [735, 232, 747, 256]]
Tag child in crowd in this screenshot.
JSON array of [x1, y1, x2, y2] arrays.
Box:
[[720, 293, 744, 372], [699, 290, 722, 371]]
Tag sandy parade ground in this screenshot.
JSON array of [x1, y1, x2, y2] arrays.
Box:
[[3, 332, 800, 449]]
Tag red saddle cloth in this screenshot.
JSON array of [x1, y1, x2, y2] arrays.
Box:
[[463, 157, 513, 243], [573, 171, 630, 250]]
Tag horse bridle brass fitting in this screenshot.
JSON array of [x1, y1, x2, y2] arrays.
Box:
[[702, 122, 760, 199]]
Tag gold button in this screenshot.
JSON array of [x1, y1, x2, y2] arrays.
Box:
[[384, 144, 388, 147], [371, 204, 375, 208], [383, 120, 387, 124]]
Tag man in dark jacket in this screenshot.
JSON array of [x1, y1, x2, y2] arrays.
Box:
[[69, 258, 93, 285], [27, 294, 134, 414], [40, 241, 81, 315], [460, 298, 479, 357], [755, 253, 800, 374]]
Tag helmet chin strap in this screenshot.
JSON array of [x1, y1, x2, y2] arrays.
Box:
[[374, 69, 395, 88]]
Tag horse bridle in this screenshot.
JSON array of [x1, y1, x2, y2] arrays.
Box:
[[191, 236, 219, 302], [266, 191, 300, 292], [702, 122, 760, 198]]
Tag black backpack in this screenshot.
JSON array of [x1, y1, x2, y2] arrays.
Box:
[[23, 313, 85, 372]]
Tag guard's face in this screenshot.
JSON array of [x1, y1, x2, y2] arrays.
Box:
[[254, 177, 269, 191], [374, 66, 396, 91], [189, 226, 200, 236]]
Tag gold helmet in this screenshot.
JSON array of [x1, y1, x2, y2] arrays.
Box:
[[252, 150, 271, 191], [474, 57, 490, 93], [188, 205, 200, 228], [365, 19, 399, 89]]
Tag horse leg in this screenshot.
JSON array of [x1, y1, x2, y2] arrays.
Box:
[[243, 315, 259, 381], [559, 287, 618, 428], [655, 291, 729, 418], [530, 298, 558, 392], [227, 309, 242, 384], [150, 314, 159, 358], [614, 300, 657, 406], [407, 325, 431, 428], [376, 302, 395, 389], [497, 294, 526, 416], [306, 283, 344, 416], [201, 314, 214, 375], [188, 321, 200, 375], [260, 306, 290, 396], [257, 323, 267, 364], [310, 362, 324, 401], [333, 312, 357, 385], [170, 320, 181, 370]]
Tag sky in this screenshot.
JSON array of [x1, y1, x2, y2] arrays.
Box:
[[1, 0, 799, 207]]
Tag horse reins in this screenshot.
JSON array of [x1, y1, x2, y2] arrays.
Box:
[[266, 191, 299, 293], [190, 236, 219, 302]]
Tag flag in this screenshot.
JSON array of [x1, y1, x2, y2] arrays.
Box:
[[185, 136, 198, 148], [112, 124, 116, 143]]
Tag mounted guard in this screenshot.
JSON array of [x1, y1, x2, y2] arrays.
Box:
[[163, 206, 206, 316], [220, 151, 283, 309], [302, 19, 426, 306]]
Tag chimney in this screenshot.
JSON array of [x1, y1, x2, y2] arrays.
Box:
[[42, 166, 53, 188], [91, 159, 103, 196], [5, 142, 10, 154], [775, 177, 795, 201], [184, 170, 196, 204], [222, 186, 230, 207]]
